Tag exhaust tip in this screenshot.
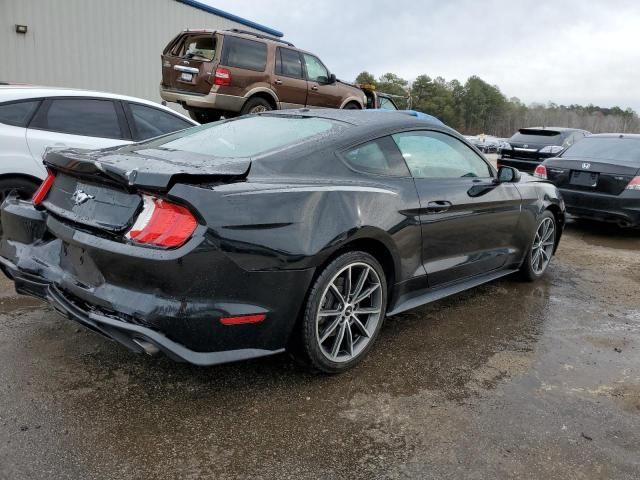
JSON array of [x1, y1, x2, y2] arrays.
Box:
[[132, 338, 160, 356]]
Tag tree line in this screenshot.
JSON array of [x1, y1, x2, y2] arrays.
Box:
[[355, 71, 640, 137]]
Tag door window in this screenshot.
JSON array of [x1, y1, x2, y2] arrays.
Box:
[[378, 97, 397, 110], [128, 103, 192, 140], [275, 48, 304, 79], [38, 99, 123, 138], [0, 100, 41, 127], [392, 131, 492, 178], [303, 54, 329, 83], [221, 36, 267, 72], [343, 137, 410, 177]]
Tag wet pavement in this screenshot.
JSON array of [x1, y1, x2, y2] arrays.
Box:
[[0, 220, 638, 479]]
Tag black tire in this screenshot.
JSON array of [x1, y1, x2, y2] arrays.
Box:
[[188, 110, 222, 123], [520, 210, 556, 282], [343, 102, 361, 110], [240, 97, 273, 116], [0, 177, 39, 203], [298, 251, 387, 373]]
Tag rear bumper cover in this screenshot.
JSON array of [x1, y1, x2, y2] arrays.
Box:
[[159, 85, 246, 112], [559, 188, 640, 227], [498, 154, 554, 172], [0, 197, 314, 365]]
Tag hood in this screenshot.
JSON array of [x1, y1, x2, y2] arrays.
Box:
[[43, 145, 251, 191]]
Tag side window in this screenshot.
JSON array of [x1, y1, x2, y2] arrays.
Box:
[[40, 99, 123, 138], [343, 136, 410, 177], [392, 131, 492, 179], [275, 47, 303, 79], [378, 97, 397, 110], [302, 53, 329, 83], [221, 36, 267, 72], [0, 100, 41, 127], [128, 103, 193, 140]]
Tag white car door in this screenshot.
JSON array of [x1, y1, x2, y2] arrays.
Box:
[[26, 97, 132, 172]]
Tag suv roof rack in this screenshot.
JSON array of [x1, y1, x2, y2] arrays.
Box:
[[226, 29, 295, 47]]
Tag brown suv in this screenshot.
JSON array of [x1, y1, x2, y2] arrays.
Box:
[[160, 29, 366, 122]]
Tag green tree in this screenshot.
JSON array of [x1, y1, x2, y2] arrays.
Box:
[[355, 71, 376, 86]]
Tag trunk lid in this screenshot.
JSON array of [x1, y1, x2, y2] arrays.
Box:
[[545, 158, 639, 195], [161, 31, 220, 95]]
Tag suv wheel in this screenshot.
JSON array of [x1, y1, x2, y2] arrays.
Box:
[[298, 251, 387, 373], [343, 102, 361, 110], [188, 110, 221, 123], [240, 97, 273, 115]]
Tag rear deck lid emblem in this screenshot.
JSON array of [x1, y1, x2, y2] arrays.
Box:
[[582, 162, 591, 169], [71, 189, 95, 206]]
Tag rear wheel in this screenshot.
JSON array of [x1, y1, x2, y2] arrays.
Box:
[[240, 97, 273, 115], [520, 211, 556, 281], [343, 102, 361, 110], [187, 109, 221, 123], [0, 177, 39, 204], [299, 251, 387, 373]]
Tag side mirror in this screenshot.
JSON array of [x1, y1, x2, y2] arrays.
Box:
[[497, 166, 521, 183], [328, 73, 336, 84]]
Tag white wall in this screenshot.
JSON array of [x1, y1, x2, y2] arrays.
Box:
[[0, 0, 267, 112]]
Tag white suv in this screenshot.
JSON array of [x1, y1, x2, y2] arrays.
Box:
[[0, 86, 197, 200]]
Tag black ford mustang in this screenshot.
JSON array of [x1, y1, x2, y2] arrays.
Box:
[[0, 110, 565, 373]]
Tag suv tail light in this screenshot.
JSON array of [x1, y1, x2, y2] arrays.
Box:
[[126, 195, 197, 248], [533, 165, 547, 179], [32, 170, 56, 206], [213, 67, 231, 86], [626, 176, 640, 191]]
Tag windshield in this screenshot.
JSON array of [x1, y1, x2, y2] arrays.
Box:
[[509, 129, 564, 145], [181, 34, 216, 61], [561, 136, 640, 163], [142, 115, 345, 159]]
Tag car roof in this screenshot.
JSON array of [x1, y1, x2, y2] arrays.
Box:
[[519, 126, 587, 132], [584, 133, 640, 139], [0, 86, 196, 124], [265, 108, 445, 128]]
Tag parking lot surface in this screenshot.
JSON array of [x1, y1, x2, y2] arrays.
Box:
[[0, 220, 638, 479]]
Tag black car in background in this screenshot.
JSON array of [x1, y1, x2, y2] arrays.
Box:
[[0, 110, 565, 373], [537, 134, 640, 228], [500, 127, 590, 172]]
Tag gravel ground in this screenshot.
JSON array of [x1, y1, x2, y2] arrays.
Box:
[[0, 219, 638, 480]]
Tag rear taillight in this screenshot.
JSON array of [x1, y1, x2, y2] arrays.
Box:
[[126, 195, 197, 248], [32, 170, 56, 206], [213, 67, 231, 86], [626, 176, 640, 190], [534, 165, 547, 179]]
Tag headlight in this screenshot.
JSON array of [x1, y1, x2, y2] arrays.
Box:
[[501, 143, 512, 150], [539, 145, 564, 154]]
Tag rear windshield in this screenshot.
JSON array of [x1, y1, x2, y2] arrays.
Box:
[[509, 129, 564, 145], [170, 34, 217, 61], [561, 137, 640, 163], [145, 115, 345, 158]]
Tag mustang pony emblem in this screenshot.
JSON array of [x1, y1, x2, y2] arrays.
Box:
[[71, 189, 95, 206], [582, 162, 591, 169]]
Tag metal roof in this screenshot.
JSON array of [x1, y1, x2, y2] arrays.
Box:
[[175, 0, 283, 38]]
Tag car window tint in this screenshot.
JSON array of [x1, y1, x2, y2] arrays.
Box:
[[276, 47, 303, 79], [344, 137, 409, 177], [44, 99, 122, 138], [303, 54, 329, 83], [392, 131, 492, 178], [0, 100, 40, 127], [222, 36, 267, 71], [129, 103, 192, 140]]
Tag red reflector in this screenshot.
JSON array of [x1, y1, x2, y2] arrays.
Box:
[[32, 171, 55, 205], [626, 176, 640, 190], [213, 67, 231, 86], [220, 314, 266, 326], [126, 195, 197, 248], [533, 164, 547, 179]]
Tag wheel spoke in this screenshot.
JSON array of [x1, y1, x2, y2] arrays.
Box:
[[331, 322, 346, 358], [532, 248, 541, 267], [318, 309, 341, 317], [354, 307, 380, 315], [353, 283, 380, 305], [329, 283, 345, 305], [344, 323, 354, 357], [351, 266, 369, 302], [345, 266, 352, 300], [542, 240, 554, 247], [320, 315, 342, 343], [352, 315, 370, 338], [542, 225, 554, 242]]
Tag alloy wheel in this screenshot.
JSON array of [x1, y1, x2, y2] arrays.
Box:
[[315, 262, 383, 363], [250, 105, 268, 114], [531, 217, 555, 275]]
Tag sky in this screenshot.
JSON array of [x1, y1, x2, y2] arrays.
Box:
[[207, 0, 640, 111]]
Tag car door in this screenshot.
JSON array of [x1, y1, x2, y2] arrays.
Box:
[[302, 53, 342, 108], [272, 47, 308, 109], [26, 97, 131, 164], [392, 130, 522, 287], [124, 102, 194, 141]]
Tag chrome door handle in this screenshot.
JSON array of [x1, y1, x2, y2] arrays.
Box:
[[426, 200, 452, 213], [274, 79, 283, 85], [311, 85, 319, 91]]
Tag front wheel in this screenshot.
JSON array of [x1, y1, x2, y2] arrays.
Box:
[[299, 251, 387, 373], [520, 211, 556, 281]]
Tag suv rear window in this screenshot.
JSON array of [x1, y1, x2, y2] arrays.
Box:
[[509, 129, 564, 145], [170, 34, 217, 61], [221, 36, 267, 72], [146, 115, 345, 159]]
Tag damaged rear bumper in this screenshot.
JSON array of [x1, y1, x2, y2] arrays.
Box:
[[0, 197, 313, 366]]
